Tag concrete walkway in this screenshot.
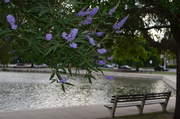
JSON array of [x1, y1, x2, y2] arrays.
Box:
[[0, 68, 177, 119]]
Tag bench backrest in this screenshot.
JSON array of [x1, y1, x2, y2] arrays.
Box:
[[110, 92, 171, 103], [145, 92, 171, 100], [110, 94, 145, 103]]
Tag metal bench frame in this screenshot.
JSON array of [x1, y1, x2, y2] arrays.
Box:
[[104, 92, 171, 118]]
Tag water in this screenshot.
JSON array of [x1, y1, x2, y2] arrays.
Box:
[[0, 72, 175, 111]]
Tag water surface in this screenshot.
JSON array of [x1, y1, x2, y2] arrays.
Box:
[[0, 72, 175, 111]]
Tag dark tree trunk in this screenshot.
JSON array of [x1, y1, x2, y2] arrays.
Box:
[[173, 48, 180, 119], [136, 63, 139, 71], [31, 63, 34, 68]]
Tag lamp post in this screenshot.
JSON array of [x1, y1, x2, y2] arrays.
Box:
[[149, 60, 152, 73]]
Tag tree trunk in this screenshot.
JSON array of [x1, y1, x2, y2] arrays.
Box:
[[31, 63, 34, 68], [173, 48, 180, 119], [136, 63, 139, 71]]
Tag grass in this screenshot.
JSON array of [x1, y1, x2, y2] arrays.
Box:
[[100, 112, 174, 119], [144, 71, 176, 75]]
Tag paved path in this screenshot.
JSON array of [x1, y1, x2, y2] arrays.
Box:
[[0, 98, 176, 119], [0, 68, 177, 119]]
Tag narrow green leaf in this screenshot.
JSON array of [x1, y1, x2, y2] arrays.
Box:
[[49, 71, 55, 80], [56, 72, 61, 80], [38, 9, 49, 16], [61, 84, 65, 93], [65, 82, 74, 86], [50, 79, 57, 84], [44, 46, 56, 56]]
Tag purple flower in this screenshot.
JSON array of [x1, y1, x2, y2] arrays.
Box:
[[77, 7, 98, 17], [62, 28, 78, 42], [5, 37, 11, 42], [79, 20, 84, 26], [113, 16, 129, 33], [89, 38, 95, 46], [46, 33, 52, 41], [62, 32, 68, 39], [97, 44, 101, 48], [85, 34, 91, 39], [4, 0, 10, 4], [107, 57, 114, 61], [82, 16, 92, 25], [98, 60, 106, 66], [109, 6, 117, 15], [67, 28, 78, 42], [11, 50, 15, 54], [105, 75, 114, 80], [60, 76, 68, 83], [95, 32, 104, 37], [97, 48, 107, 54], [116, 30, 121, 34], [70, 43, 77, 49], [11, 24, 17, 30], [7, 15, 15, 24], [89, 7, 99, 17], [12, 56, 18, 60], [77, 8, 90, 17]]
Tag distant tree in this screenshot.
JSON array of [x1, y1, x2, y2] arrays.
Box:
[[113, 35, 161, 71]]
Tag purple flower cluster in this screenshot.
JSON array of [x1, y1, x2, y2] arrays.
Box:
[[95, 32, 104, 37], [11, 50, 15, 54], [97, 44, 101, 48], [5, 37, 11, 42], [4, 0, 10, 3], [98, 60, 106, 66], [78, 7, 99, 26], [89, 38, 95, 46], [77, 8, 89, 17], [6, 15, 17, 30], [77, 7, 99, 17], [12, 57, 18, 60], [107, 57, 114, 61], [62, 28, 78, 42], [60, 76, 68, 83], [97, 48, 106, 54], [79, 17, 92, 26], [105, 75, 114, 80], [46, 33, 52, 41], [89, 7, 99, 17], [113, 16, 129, 34], [109, 6, 117, 15], [70, 43, 77, 49]]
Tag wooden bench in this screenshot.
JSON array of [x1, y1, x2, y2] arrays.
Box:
[[104, 92, 171, 118]]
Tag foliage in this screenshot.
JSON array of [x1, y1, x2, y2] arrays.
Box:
[[0, 0, 126, 91], [113, 34, 161, 68]]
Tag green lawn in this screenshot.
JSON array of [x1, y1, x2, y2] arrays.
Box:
[[144, 71, 176, 75], [100, 112, 173, 119]]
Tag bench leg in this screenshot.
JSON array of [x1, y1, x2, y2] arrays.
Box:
[[160, 103, 167, 112], [136, 105, 143, 114], [106, 108, 115, 118]]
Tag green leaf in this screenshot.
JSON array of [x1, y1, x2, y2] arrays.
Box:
[[67, 68, 72, 76], [65, 82, 74, 86], [81, 30, 89, 34], [33, 44, 43, 54], [50, 79, 57, 84], [38, 9, 49, 16], [0, 30, 8, 36], [44, 46, 56, 56], [22, 29, 37, 34], [56, 72, 61, 80], [49, 71, 55, 80], [61, 84, 65, 93]]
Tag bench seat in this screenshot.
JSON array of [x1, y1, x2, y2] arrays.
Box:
[[104, 92, 171, 118]]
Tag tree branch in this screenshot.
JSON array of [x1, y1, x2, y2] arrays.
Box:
[[141, 30, 177, 52], [139, 25, 171, 30]]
